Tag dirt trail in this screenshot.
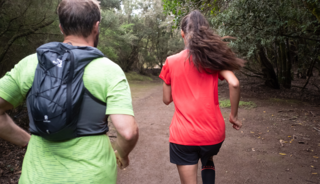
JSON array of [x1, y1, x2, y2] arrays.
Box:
[[113, 81, 320, 184]]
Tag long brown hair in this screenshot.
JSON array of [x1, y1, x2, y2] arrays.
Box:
[[181, 10, 245, 72]]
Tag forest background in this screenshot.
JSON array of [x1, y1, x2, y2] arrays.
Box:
[[0, 0, 184, 76], [1, 1, 320, 183], [0, 0, 320, 92]]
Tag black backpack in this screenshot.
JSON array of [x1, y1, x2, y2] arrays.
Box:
[[26, 42, 104, 141]]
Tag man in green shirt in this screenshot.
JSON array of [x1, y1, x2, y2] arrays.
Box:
[[0, 0, 139, 183]]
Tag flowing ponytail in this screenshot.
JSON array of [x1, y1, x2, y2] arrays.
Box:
[[181, 10, 245, 72]]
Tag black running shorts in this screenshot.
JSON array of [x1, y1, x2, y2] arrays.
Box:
[[170, 142, 223, 166]]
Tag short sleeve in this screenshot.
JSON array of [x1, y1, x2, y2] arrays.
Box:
[[105, 78, 134, 116], [83, 58, 134, 116], [159, 59, 171, 85], [0, 54, 37, 107]]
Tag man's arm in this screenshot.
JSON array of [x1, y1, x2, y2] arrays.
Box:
[[111, 114, 139, 169], [0, 98, 30, 146]]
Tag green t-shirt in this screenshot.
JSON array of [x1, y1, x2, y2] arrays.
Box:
[[0, 53, 134, 184]]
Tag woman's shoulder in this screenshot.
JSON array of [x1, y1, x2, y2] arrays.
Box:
[[167, 49, 188, 63]]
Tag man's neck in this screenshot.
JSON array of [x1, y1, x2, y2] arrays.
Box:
[[63, 35, 94, 47]]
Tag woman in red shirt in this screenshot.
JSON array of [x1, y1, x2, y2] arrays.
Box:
[[159, 10, 245, 184]]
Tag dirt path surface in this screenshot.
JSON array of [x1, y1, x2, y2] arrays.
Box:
[[0, 77, 319, 184], [112, 81, 320, 184]]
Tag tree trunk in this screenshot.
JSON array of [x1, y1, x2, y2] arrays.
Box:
[[258, 47, 280, 89], [315, 66, 320, 76], [302, 57, 318, 90], [279, 41, 291, 88], [124, 45, 139, 72], [277, 43, 283, 84], [284, 38, 292, 89]]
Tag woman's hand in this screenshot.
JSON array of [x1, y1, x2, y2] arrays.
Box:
[[220, 71, 242, 130], [229, 113, 242, 130]]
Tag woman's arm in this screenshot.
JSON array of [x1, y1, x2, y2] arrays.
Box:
[[219, 70, 242, 130], [162, 82, 173, 105]]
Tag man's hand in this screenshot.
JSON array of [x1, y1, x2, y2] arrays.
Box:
[[229, 113, 242, 130], [114, 150, 129, 169], [111, 114, 138, 169]]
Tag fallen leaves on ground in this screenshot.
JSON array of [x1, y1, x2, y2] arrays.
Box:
[[290, 139, 294, 143], [279, 139, 285, 147]]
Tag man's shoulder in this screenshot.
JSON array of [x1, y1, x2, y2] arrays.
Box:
[[88, 57, 123, 71], [11, 53, 38, 80], [19, 53, 38, 67], [24, 53, 38, 60], [82, 57, 129, 104], [84, 57, 126, 85]]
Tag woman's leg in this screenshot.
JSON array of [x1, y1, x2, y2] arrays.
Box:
[[201, 156, 215, 184], [200, 142, 223, 184], [177, 164, 198, 184]]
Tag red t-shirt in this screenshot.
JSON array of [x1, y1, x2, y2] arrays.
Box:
[[159, 49, 225, 146]]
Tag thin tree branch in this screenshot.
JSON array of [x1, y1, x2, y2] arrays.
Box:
[[243, 66, 264, 76], [0, 0, 6, 10], [311, 82, 320, 91], [0, 20, 55, 64], [240, 71, 264, 79], [292, 85, 306, 89], [280, 34, 320, 42], [0, 0, 32, 37], [32, 32, 61, 36]]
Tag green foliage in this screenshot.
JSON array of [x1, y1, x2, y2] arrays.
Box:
[[269, 98, 301, 104], [163, 0, 320, 89], [0, 0, 183, 76], [218, 99, 231, 108], [0, 0, 61, 76], [162, 0, 226, 27], [100, 0, 121, 9], [98, 0, 184, 72], [125, 72, 153, 81], [303, 0, 320, 22], [213, 0, 320, 88], [219, 99, 257, 109]]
